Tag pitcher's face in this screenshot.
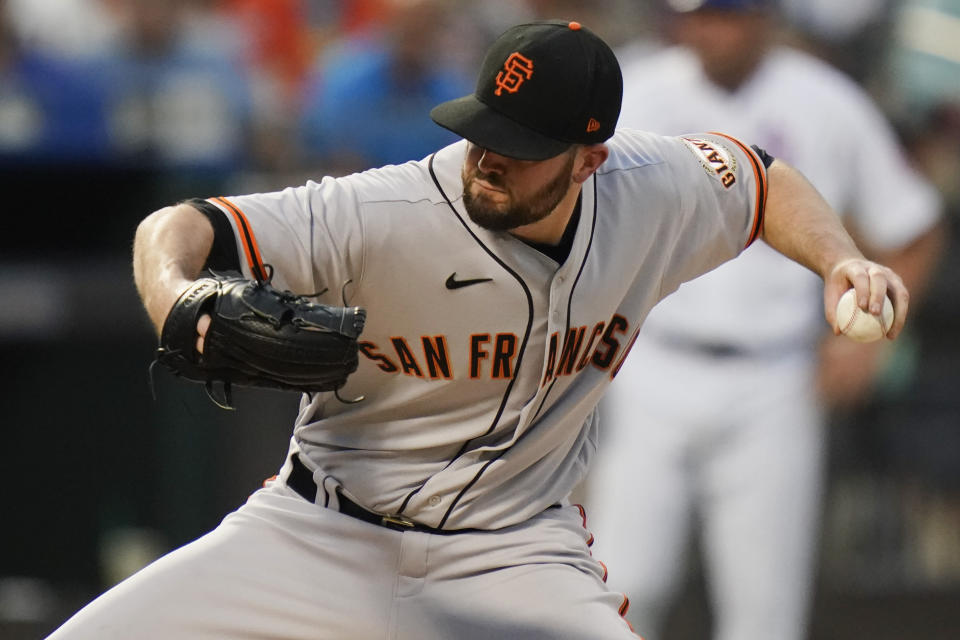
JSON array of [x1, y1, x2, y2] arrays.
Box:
[[461, 143, 578, 231]]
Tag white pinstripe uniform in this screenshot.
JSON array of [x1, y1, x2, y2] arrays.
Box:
[[585, 44, 941, 640], [49, 128, 766, 639]]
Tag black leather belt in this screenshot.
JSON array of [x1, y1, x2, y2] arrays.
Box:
[[688, 341, 749, 358], [654, 334, 749, 358], [648, 330, 810, 360], [286, 453, 477, 534]]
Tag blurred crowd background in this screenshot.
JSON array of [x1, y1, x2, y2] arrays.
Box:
[[0, 0, 957, 638]]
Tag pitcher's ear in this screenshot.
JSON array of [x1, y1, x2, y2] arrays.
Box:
[[573, 144, 610, 184]]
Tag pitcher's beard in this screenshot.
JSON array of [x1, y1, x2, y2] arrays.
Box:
[[462, 155, 575, 232]]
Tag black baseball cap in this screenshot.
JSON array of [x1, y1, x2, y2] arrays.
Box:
[[430, 20, 623, 161]]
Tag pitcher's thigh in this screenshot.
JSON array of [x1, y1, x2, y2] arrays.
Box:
[[406, 562, 639, 640], [48, 490, 399, 640]]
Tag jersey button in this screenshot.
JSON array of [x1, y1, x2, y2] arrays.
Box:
[[428, 495, 442, 507]]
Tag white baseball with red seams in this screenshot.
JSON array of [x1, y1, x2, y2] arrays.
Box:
[[836, 288, 894, 342]]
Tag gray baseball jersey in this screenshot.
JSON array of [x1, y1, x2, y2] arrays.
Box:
[[209, 130, 765, 531]]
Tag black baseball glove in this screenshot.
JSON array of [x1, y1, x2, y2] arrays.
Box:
[[155, 272, 366, 405]]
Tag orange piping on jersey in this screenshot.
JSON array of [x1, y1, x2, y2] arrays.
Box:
[[573, 504, 595, 547], [610, 327, 641, 380], [619, 594, 634, 631], [210, 196, 268, 281], [617, 594, 639, 635], [708, 132, 767, 248]]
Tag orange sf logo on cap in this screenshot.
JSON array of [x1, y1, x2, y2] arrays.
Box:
[[494, 52, 534, 96]]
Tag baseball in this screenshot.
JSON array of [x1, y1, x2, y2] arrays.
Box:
[[835, 289, 894, 342]]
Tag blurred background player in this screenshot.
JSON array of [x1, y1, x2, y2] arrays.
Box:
[[584, 1, 945, 639]]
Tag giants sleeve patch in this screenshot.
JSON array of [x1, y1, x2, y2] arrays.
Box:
[[680, 137, 738, 188]]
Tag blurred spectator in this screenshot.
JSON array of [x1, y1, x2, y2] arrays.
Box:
[[210, 0, 318, 181], [886, 0, 960, 131], [778, 0, 895, 84], [903, 100, 960, 220], [95, 0, 256, 182], [5, 0, 117, 58], [904, 103, 960, 215], [298, 0, 471, 174], [337, 0, 392, 33], [779, 0, 890, 43], [0, 0, 112, 165], [525, 0, 660, 50], [220, 0, 313, 102], [584, 2, 944, 640]]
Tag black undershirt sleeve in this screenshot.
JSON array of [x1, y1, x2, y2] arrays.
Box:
[[750, 144, 775, 168], [183, 198, 242, 274]]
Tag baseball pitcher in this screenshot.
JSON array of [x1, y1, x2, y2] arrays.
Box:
[[49, 20, 909, 640]]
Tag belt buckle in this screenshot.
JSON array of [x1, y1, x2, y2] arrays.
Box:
[[381, 514, 417, 530]]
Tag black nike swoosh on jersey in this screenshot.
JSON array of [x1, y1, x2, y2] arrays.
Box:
[[445, 273, 494, 290]]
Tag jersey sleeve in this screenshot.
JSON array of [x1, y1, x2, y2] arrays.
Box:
[[656, 131, 767, 297], [204, 176, 366, 300]]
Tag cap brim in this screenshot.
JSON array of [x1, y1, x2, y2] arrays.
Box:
[[430, 95, 572, 161]]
